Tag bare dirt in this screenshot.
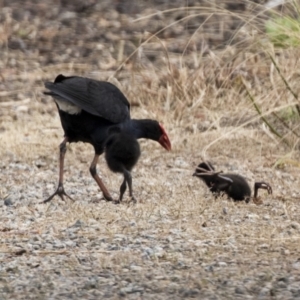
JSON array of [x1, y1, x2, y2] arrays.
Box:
[[1, 1, 300, 299]]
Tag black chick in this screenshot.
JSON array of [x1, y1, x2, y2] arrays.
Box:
[[43, 74, 171, 203], [104, 129, 141, 203], [193, 161, 272, 203]]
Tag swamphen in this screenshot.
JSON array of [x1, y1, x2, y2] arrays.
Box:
[[104, 128, 141, 203], [193, 161, 272, 203], [43, 74, 171, 203]]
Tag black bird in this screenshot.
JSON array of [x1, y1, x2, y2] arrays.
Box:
[[193, 161, 272, 203], [43, 74, 171, 203], [104, 128, 141, 203]]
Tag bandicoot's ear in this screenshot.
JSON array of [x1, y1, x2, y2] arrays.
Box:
[[193, 169, 223, 176], [217, 175, 234, 184], [196, 161, 215, 172], [194, 167, 211, 173]]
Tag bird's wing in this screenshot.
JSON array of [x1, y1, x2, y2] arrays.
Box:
[[45, 75, 130, 123]]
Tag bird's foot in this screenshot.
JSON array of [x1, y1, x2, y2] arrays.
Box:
[[103, 193, 114, 202], [91, 194, 118, 204], [42, 185, 75, 203]]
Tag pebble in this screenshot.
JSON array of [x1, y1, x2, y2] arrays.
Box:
[[218, 262, 228, 267], [65, 240, 76, 248], [235, 286, 246, 294], [153, 246, 165, 258], [53, 242, 65, 249], [71, 220, 84, 228], [130, 265, 143, 272], [258, 287, 271, 299], [4, 198, 13, 206], [293, 262, 300, 270], [289, 222, 300, 230], [119, 286, 144, 295]]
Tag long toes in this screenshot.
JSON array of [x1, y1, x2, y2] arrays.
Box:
[[42, 188, 74, 203], [41, 194, 55, 204], [63, 192, 75, 202], [57, 190, 74, 202], [42, 191, 59, 203]]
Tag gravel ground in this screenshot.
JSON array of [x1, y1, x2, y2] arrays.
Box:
[[1, 115, 300, 299], [1, 1, 300, 299]]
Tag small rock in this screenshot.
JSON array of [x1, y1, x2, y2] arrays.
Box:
[[290, 222, 300, 230], [65, 241, 76, 247], [53, 241, 65, 249], [32, 244, 40, 250], [142, 247, 154, 256], [218, 262, 228, 267], [276, 280, 287, 288], [130, 265, 143, 271], [235, 286, 246, 294], [8, 38, 26, 50], [153, 246, 164, 258], [119, 286, 143, 294], [165, 236, 172, 243], [35, 160, 47, 168], [259, 244, 269, 250], [72, 220, 84, 228], [283, 249, 290, 255], [246, 213, 259, 219], [82, 281, 97, 290], [4, 198, 13, 206], [277, 276, 289, 283], [168, 282, 179, 292], [59, 11, 77, 21], [293, 262, 300, 270], [258, 287, 270, 299], [205, 265, 214, 272], [179, 288, 200, 297]]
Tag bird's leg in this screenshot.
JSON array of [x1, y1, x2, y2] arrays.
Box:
[[123, 169, 136, 203], [90, 154, 114, 202], [43, 137, 75, 203], [254, 181, 272, 199], [118, 178, 127, 203]]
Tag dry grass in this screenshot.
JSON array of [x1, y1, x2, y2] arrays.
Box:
[[1, 1, 300, 298]]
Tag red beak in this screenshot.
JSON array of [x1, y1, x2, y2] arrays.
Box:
[[158, 124, 171, 151]]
